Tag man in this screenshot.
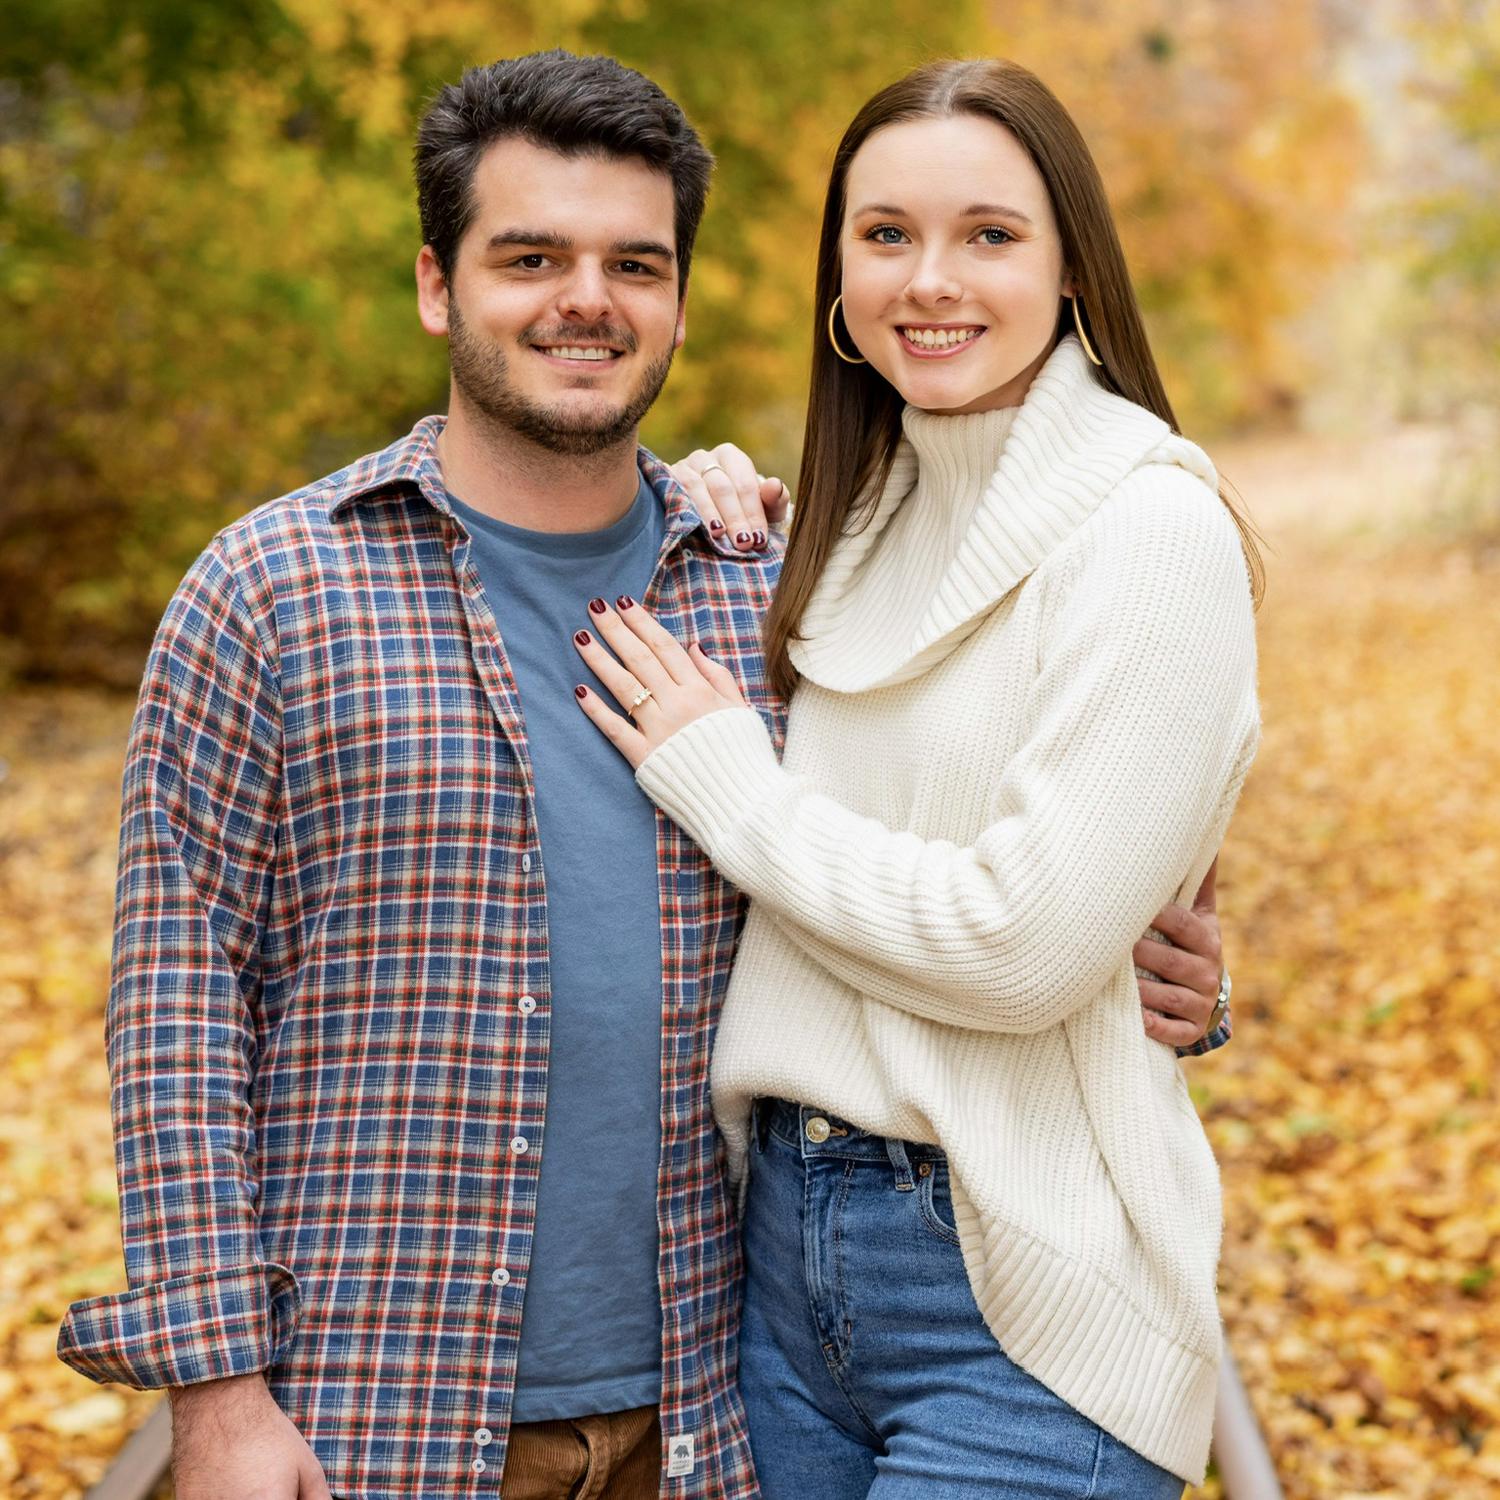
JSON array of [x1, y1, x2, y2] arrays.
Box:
[[58, 49, 1230, 1500]]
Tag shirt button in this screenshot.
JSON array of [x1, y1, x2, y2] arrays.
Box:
[[490, 1267, 511, 1287], [518, 995, 536, 1015], [472, 1456, 488, 1474], [474, 1427, 493, 1446], [521, 853, 532, 872], [510, 1135, 530, 1154], [805, 1115, 832, 1144]]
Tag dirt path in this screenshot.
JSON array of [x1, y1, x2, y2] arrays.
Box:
[[1214, 423, 1460, 542]]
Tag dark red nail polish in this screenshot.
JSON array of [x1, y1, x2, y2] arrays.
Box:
[[574, 629, 591, 646], [574, 684, 588, 699], [752, 530, 767, 548], [734, 531, 752, 546], [588, 597, 607, 614], [708, 518, 725, 533], [616, 594, 635, 610]]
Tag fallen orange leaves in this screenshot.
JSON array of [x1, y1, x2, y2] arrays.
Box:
[[0, 692, 156, 1496], [1197, 536, 1500, 1497]]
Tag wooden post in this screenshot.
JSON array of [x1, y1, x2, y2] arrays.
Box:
[[1213, 1346, 1285, 1500], [84, 1401, 170, 1500]]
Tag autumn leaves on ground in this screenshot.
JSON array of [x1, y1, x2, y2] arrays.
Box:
[[2, 432, 1497, 1498]]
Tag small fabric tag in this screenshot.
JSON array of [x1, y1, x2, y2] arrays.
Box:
[[666, 1432, 695, 1477]]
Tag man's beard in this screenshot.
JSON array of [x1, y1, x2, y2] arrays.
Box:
[[448, 298, 675, 457]]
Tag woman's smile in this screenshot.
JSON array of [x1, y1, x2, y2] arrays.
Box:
[[896, 324, 988, 357]]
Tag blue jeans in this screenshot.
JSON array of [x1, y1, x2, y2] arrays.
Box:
[[738, 1098, 1186, 1500]]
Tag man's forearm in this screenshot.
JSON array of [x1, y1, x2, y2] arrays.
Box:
[[169, 1371, 272, 1419]]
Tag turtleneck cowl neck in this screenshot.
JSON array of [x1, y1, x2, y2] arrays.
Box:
[[900, 401, 1022, 555], [827, 403, 1020, 684], [789, 335, 1220, 695]]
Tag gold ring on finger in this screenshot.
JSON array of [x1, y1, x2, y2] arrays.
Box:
[[699, 463, 726, 478], [628, 687, 655, 716]]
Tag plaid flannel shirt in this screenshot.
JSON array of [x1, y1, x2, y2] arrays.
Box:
[[56, 419, 781, 1498], [57, 415, 1229, 1499]]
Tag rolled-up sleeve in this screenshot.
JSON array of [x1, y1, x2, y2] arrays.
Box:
[[57, 1262, 301, 1389], [57, 541, 300, 1389], [1177, 1006, 1232, 1057]]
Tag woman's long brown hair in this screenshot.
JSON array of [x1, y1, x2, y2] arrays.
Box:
[[764, 57, 1265, 700]]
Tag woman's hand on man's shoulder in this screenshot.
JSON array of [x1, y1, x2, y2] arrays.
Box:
[[668, 443, 790, 551]]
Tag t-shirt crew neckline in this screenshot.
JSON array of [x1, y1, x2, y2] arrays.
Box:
[[444, 468, 659, 561]]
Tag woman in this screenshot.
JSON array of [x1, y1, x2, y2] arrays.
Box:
[[571, 58, 1260, 1497]]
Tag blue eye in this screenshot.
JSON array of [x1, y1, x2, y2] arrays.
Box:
[[975, 227, 1013, 246], [866, 225, 907, 245]]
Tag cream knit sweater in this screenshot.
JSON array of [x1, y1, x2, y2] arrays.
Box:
[[635, 334, 1260, 1482]]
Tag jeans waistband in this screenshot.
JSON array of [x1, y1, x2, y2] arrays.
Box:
[[751, 1097, 947, 1187]]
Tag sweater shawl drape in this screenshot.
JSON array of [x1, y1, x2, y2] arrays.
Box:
[[633, 334, 1261, 1482]]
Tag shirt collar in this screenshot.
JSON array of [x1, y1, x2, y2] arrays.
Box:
[[324, 415, 453, 519], [636, 444, 714, 550], [326, 416, 716, 548]]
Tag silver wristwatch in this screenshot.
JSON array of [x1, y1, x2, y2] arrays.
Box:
[[1207, 967, 1232, 1034]]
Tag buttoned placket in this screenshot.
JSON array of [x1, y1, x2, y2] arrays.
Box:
[[439, 501, 555, 1478], [638, 516, 713, 1455], [434, 486, 713, 1480]]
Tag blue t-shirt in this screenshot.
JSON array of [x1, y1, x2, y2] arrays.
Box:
[[447, 471, 666, 1422]]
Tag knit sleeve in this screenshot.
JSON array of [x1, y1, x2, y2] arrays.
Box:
[[634, 471, 1259, 1035]]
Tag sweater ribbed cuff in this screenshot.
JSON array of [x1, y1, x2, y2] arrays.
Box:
[[634, 707, 786, 866]]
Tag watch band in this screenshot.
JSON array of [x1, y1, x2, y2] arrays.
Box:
[[1207, 967, 1232, 1033]]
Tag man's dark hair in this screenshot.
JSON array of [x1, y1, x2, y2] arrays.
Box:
[[415, 50, 714, 292]]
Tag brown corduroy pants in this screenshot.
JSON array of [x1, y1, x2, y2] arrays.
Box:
[[499, 1404, 662, 1500]]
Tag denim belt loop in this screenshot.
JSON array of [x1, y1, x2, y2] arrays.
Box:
[[751, 1097, 770, 1154], [884, 1134, 916, 1191]]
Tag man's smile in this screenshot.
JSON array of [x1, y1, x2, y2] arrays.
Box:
[[531, 343, 625, 363]]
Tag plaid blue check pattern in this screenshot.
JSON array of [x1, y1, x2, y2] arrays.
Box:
[[56, 414, 1228, 1499], [56, 418, 781, 1498]]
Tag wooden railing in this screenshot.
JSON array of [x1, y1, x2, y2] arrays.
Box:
[[86, 1347, 1284, 1500], [84, 1401, 169, 1500]]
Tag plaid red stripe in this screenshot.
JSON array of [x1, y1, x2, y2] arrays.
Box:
[[57, 417, 781, 1498]]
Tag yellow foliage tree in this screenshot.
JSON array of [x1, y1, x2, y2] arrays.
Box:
[[985, 0, 1366, 428], [0, 0, 1364, 682]]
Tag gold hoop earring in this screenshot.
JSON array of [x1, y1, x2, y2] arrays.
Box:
[[1071, 295, 1104, 367], [827, 295, 868, 365]]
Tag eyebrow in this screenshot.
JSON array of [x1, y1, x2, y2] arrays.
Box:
[[487, 229, 571, 251], [613, 238, 676, 262], [485, 229, 676, 261], [851, 201, 1036, 227]]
